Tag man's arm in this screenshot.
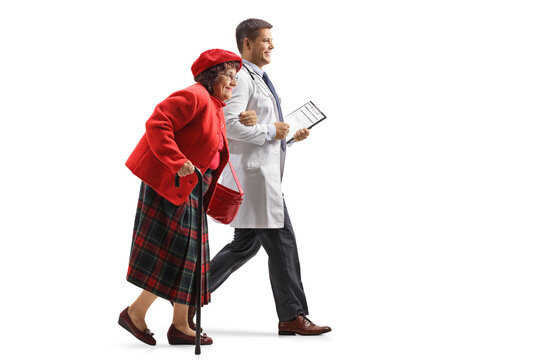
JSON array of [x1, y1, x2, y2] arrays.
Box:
[[224, 73, 269, 145]]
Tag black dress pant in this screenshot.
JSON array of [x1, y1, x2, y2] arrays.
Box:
[[209, 201, 309, 322]]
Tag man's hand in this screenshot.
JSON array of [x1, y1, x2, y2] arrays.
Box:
[[177, 160, 195, 177], [239, 110, 257, 126], [274, 122, 290, 140], [293, 128, 310, 142]]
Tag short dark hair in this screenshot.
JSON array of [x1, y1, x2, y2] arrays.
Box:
[[236, 18, 273, 53], [194, 61, 241, 94]]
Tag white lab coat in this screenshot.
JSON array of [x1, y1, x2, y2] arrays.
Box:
[[221, 62, 285, 228]]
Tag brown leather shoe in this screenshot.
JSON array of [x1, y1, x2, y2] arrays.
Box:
[[167, 324, 213, 345], [118, 307, 156, 345], [278, 315, 332, 336]]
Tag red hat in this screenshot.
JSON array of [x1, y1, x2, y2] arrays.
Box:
[[191, 49, 242, 77]]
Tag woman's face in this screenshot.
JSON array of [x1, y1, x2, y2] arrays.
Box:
[[212, 66, 237, 101]]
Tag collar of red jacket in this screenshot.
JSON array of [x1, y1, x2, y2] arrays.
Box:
[[211, 94, 226, 107], [191, 82, 226, 107]]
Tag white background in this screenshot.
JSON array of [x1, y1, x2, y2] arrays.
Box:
[[1, 0, 539, 359]]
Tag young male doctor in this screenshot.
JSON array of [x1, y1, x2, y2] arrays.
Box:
[[210, 18, 331, 336]]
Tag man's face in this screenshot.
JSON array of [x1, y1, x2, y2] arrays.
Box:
[[245, 28, 274, 68]]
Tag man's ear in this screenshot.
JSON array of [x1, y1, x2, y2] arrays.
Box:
[[243, 38, 251, 52]]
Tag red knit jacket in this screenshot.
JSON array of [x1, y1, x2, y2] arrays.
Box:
[[126, 83, 229, 206]]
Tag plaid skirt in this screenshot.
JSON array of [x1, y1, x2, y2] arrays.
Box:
[[126, 169, 214, 306]]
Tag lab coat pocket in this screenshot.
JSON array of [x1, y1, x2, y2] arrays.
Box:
[[244, 148, 262, 169], [229, 141, 262, 170]]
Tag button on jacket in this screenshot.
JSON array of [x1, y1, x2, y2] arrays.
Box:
[[126, 83, 229, 207]]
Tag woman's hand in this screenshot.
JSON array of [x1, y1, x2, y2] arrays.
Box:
[[239, 110, 257, 126], [177, 160, 195, 177], [293, 128, 310, 142]]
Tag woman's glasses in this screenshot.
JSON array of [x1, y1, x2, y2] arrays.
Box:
[[219, 73, 238, 82]]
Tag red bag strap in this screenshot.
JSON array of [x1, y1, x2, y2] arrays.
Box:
[[228, 160, 244, 195]]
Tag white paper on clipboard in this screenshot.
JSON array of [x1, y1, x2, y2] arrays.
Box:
[[284, 101, 327, 143]]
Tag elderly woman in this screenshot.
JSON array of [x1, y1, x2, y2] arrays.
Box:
[[118, 49, 254, 346]]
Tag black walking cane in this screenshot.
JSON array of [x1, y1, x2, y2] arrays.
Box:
[[176, 168, 204, 355]]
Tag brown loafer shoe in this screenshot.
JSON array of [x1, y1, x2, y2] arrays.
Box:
[[278, 315, 332, 336], [118, 307, 156, 345], [167, 324, 213, 345]]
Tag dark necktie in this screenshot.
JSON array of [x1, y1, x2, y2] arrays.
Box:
[[262, 72, 286, 151]]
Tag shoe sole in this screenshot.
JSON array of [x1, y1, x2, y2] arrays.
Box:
[[278, 329, 332, 336], [168, 336, 213, 345], [278, 331, 296, 335], [118, 317, 132, 333], [118, 317, 156, 345]]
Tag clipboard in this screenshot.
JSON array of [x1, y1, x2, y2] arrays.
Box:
[[284, 101, 327, 143]]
